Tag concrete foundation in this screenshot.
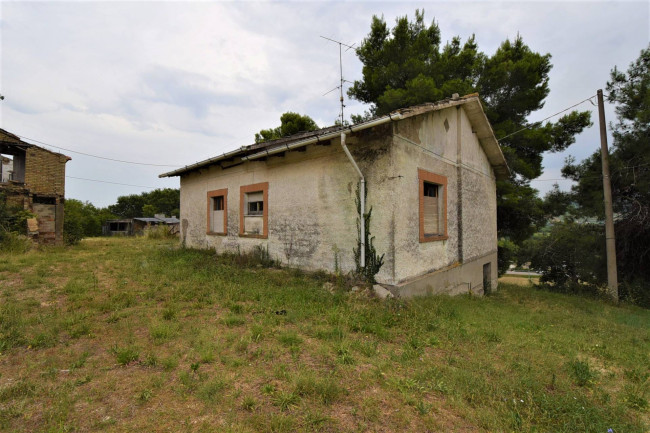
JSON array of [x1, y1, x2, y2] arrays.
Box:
[[385, 250, 498, 298]]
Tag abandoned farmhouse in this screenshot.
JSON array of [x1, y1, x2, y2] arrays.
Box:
[[161, 94, 509, 296], [1, 128, 70, 245]]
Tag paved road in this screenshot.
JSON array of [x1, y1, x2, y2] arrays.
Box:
[[506, 270, 541, 277]]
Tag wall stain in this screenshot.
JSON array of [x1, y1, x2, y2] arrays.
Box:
[[270, 216, 320, 265]]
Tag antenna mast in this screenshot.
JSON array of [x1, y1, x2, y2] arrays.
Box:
[[320, 36, 355, 127]]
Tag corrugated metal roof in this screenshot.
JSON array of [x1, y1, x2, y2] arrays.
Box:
[[157, 217, 180, 224], [133, 217, 162, 223]]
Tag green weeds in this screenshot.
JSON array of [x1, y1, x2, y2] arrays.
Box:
[[567, 359, 597, 387], [111, 345, 140, 365], [197, 378, 227, 403]]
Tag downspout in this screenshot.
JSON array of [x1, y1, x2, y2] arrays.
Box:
[[456, 106, 463, 263], [340, 132, 365, 268]]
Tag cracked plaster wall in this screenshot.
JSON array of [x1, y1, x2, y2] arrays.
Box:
[[389, 106, 498, 291], [179, 135, 393, 276]]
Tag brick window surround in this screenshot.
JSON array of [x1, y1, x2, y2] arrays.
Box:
[[207, 188, 228, 235], [239, 182, 268, 239], [418, 168, 448, 242]]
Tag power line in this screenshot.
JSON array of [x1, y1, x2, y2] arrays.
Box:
[[531, 163, 649, 183], [66, 175, 160, 189], [531, 178, 578, 182], [498, 95, 597, 142], [14, 134, 182, 167]]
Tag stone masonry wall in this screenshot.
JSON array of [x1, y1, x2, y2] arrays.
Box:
[[24, 147, 67, 197]]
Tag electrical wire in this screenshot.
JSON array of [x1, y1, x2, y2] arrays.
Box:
[[531, 163, 648, 183], [531, 177, 582, 182], [66, 175, 161, 189], [497, 95, 597, 142], [13, 134, 182, 167]]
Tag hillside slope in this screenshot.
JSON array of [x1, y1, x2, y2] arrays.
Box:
[[1, 237, 648, 432]]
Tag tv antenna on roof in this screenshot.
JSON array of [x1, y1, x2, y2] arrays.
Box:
[[320, 36, 356, 127]]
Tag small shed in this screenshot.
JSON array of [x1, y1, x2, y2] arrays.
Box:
[[103, 215, 180, 236]]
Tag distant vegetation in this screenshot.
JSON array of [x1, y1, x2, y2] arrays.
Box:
[[64, 188, 180, 244], [0, 188, 180, 247], [107, 188, 180, 219]]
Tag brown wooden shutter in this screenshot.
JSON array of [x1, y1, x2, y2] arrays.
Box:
[[423, 194, 439, 235]]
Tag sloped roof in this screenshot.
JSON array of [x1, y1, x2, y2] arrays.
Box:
[[160, 94, 509, 180], [0, 128, 71, 160]]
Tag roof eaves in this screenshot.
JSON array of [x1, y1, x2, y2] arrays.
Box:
[[158, 126, 346, 178]]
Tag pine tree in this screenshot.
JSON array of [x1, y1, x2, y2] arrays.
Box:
[[348, 10, 591, 245], [563, 45, 650, 305]]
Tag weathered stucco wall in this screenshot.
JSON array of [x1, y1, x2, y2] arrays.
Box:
[[388, 105, 498, 292], [390, 107, 460, 284], [180, 131, 396, 276]]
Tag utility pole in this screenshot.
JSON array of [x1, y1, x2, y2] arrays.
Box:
[[597, 89, 618, 301]]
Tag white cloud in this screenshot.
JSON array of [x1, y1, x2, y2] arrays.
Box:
[[1, 1, 648, 205]]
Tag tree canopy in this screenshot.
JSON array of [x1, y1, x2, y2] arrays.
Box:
[[108, 188, 180, 219], [348, 10, 591, 244], [255, 112, 319, 144], [560, 45, 650, 304]]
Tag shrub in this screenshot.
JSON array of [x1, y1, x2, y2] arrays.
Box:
[[0, 194, 34, 253], [619, 279, 650, 309], [145, 224, 175, 239], [521, 220, 606, 295], [0, 231, 32, 254], [63, 214, 84, 245], [219, 245, 280, 268], [497, 238, 519, 276]]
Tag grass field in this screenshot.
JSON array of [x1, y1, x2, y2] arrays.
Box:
[[0, 237, 648, 432]]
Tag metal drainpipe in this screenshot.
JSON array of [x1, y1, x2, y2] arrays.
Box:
[[340, 132, 365, 268]]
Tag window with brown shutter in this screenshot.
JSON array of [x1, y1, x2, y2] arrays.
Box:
[[418, 169, 448, 242]]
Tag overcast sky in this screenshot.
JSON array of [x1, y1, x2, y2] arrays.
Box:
[[1, 1, 648, 208]]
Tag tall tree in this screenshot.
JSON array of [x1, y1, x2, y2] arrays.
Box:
[[563, 45, 650, 305], [255, 112, 319, 143], [348, 11, 591, 244], [108, 188, 180, 219]]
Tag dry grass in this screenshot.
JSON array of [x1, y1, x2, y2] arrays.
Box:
[[498, 275, 540, 286], [0, 237, 648, 432]]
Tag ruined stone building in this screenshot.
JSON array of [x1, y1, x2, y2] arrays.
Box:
[[0, 129, 71, 245], [160, 94, 509, 297]]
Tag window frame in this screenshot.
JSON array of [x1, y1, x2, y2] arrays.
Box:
[[418, 168, 448, 242], [206, 188, 228, 236], [239, 182, 268, 239]]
